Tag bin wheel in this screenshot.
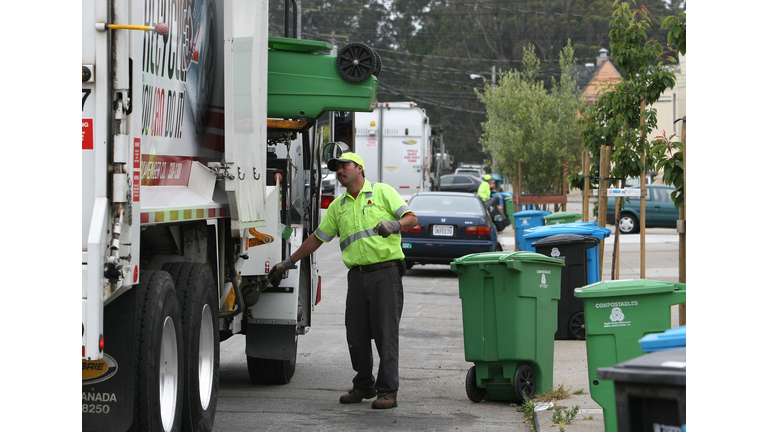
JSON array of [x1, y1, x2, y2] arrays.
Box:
[[465, 366, 486, 402], [372, 48, 382, 77], [569, 312, 586, 340], [336, 42, 376, 83], [513, 364, 536, 401]]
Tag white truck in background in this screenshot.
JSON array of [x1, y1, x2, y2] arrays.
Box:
[[352, 102, 432, 201], [82, 0, 379, 429]]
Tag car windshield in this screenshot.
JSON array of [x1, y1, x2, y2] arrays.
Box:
[[408, 195, 484, 216]]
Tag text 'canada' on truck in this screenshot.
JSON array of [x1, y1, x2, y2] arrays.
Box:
[[82, 0, 380, 430]]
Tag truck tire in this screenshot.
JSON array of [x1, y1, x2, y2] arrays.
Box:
[[163, 263, 219, 432], [246, 336, 297, 385], [133, 270, 184, 432]]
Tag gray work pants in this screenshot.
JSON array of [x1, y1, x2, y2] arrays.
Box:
[[345, 264, 404, 398]]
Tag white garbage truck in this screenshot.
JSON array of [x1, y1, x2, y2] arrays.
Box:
[[352, 102, 432, 201], [82, 0, 379, 429]]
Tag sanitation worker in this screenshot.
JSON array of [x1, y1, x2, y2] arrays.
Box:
[[268, 152, 418, 410], [477, 174, 492, 202]]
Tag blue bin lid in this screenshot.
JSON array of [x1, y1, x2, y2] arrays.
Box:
[[639, 326, 687, 353], [523, 224, 612, 240], [492, 192, 512, 197], [513, 210, 551, 217]]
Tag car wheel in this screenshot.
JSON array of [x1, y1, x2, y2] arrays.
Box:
[[618, 213, 639, 234]]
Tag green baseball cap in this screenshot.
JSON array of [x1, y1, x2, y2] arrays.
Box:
[[483, 174, 491, 180], [328, 152, 366, 171]]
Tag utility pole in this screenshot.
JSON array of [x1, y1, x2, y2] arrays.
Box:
[[491, 66, 497, 174]]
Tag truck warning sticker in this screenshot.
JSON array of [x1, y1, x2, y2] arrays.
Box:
[[82, 119, 93, 150]]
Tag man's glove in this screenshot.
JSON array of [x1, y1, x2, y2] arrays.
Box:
[[268, 257, 296, 282], [373, 220, 401, 238]]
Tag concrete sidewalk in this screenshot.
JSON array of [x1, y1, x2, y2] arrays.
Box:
[[497, 192, 683, 432]]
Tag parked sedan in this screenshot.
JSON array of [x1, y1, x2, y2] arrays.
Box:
[[603, 185, 678, 234], [438, 174, 483, 193], [401, 192, 501, 269]]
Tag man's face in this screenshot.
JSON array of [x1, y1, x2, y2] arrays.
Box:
[[335, 161, 361, 186]]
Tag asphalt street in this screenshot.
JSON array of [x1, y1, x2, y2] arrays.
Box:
[[212, 194, 683, 432]]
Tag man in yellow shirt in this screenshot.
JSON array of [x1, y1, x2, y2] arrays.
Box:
[[269, 152, 418, 410], [477, 174, 492, 202]]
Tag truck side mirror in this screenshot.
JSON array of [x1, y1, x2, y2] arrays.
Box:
[[322, 141, 351, 163]]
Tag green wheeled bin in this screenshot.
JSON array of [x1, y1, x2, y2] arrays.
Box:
[[574, 279, 686, 432], [544, 212, 582, 225], [451, 251, 564, 402]]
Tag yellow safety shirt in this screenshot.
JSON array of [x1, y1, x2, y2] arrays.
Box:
[[477, 181, 491, 201], [315, 180, 413, 269]]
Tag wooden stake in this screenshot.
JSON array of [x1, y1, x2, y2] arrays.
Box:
[[582, 151, 590, 222], [598, 145, 610, 281], [640, 99, 647, 279], [679, 119, 686, 325]]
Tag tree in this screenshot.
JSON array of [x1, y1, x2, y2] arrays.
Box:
[[579, 1, 677, 189], [476, 42, 583, 196]]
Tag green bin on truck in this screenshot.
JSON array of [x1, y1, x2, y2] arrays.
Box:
[[451, 251, 564, 402], [574, 279, 686, 432]]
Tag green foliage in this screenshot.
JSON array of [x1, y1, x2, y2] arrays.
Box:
[[477, 42, 583, 194], [552, 405, 580, 426], [649, 130, 685, 210], [661, 13, 686, 56], [578, 0, 681, 208]]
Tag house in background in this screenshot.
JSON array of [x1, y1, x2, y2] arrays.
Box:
[[577, 48, 622, 104], [648, 54, 686, 144]]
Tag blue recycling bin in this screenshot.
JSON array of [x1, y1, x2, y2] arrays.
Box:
[[522, 224, 611, 284], [512, 210, 550, 251], [639, 326, 686, 353]]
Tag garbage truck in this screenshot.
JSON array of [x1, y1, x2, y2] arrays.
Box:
[[82, 0, 379, 429], [352, 102, 432, 201]]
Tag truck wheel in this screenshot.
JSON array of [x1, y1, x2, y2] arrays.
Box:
[[163, 263, 219, 432], [465, 366, 486, 402], [336, 42, 376, 83], [246, 336, 297, 385], [134, 270, 184, 432]]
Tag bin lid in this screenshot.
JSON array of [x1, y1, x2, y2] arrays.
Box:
[[574, 279, 685, 298], [544, 212, 581, 221], [512, 210, 551, 218], [596, 347, 686, 385], [639, 326, 687, 352], [523, 225, 612, 241], [452, 251, 565, 267], [268, 36, 333, 53], [532, 234, 600, 248]]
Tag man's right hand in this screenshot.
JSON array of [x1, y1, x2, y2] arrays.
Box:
[[268, 257, 296, 282]]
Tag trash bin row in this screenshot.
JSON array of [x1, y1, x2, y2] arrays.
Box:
[[450, 250, 686, 432]]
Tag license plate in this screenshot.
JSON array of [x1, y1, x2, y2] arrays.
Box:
[[432, 225, 454, 236], [402, 243, 412, 249]]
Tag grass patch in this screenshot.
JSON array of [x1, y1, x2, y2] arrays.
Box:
[[572, 388, 587, 395], [536, 383, 572, 402], [552, 405, 580, 427]]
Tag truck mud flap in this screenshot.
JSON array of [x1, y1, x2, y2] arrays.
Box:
[[82, 288, 137, 432]]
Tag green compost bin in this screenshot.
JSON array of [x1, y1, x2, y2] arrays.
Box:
[[504, 197, 515, 219], [574, 279, 686, 432], [450, 251, 564, 402], [544, 212, 582, 225], [267, 37, 377, 119]]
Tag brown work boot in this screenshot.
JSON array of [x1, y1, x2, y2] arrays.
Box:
[[371, 394, 397, 409], [340, 388, 377, 404]]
